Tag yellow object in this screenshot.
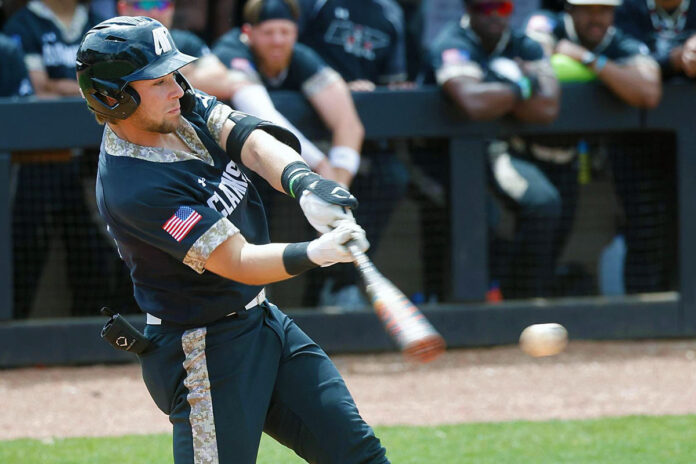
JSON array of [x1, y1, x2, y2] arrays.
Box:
[[551, 54, 597, 82]]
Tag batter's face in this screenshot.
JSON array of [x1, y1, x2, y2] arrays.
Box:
[[468, 0, 513, 45], [245, 19, 297, 73], [117, 0, 175, 28], [128, 73, 184, 134], [569, 5, 615, 49]]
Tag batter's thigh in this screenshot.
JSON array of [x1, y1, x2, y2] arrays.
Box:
[[262, 304, 389, 464]]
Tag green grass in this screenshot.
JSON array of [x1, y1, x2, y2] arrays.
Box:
[[2, 415, 696, 463]]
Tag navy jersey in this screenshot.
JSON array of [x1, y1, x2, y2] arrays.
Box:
[[3, 1, 101, 80], [171, 29, 211, 58], [615, 0, 696, 74], [96, 92, 268, 326], [526, 11, 652, 61], [424, 16, 545, 85], [212, 28, 339, 95], [0, 33, 33, 97], [298, 0, 407, 83]]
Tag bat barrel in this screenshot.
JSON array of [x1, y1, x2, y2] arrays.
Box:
[[404, 334, 447, 363]]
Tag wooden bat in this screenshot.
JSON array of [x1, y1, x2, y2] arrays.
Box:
[[348, 243, 446, 363]]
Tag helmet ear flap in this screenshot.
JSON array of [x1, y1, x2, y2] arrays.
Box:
[[84, 77, 141, 120], [174, 71, 196, 114]]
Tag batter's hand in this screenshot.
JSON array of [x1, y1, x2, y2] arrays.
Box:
[[307, 221, 369, 266]]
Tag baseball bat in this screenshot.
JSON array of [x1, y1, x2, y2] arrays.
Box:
[[347, 243, 446, 363]]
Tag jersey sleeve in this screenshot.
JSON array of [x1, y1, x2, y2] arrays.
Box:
[[212, 31, 262, 84], [104, 182, 238, 274], [292, 44, 342, 97], [428, 39, 484, 85], [518, 35, 545, 62], [524, 11, 561, 56], [613, 33, 652, 63]]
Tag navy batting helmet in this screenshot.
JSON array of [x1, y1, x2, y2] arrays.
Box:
[[76, 16, 197, 120]]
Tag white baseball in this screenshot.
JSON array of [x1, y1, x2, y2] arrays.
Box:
[[519, 323, 568, 357]]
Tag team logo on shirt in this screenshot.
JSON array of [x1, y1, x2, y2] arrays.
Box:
[[324, 21, 390, 61], [207, 161, 249, 217], [152, 27, 173, 55]]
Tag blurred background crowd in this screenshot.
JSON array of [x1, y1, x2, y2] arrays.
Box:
[[0, 0, 686, 318]]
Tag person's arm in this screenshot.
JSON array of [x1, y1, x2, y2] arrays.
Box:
[[442, 75, 519, 121], [512, 59, 560, 123], [307, 78, 364, 186], [205, 221, 368, 284], [29, 69, 81, 97], [555, 39, 661, 108]]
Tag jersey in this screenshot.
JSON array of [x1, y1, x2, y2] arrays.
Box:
[[212, 28, 339, 96], [96, 92, 269, 326], [298, 0, 407, 83], [615, 0, 696, 74], [171, 29, 211, 59], [525, 11, 652, 62], [0, 33, 33, 97], [423, 16, 545, 85], [3, 0, 101, 80]]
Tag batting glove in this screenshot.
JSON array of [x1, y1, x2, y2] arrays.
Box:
[[307, 222, 370, 266]]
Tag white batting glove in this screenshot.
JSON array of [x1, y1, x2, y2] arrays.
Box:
[[299, 190, 356, 234], [307, 221, 370, 267]]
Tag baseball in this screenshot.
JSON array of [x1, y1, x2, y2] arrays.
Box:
[[519, 323, 568, 357]]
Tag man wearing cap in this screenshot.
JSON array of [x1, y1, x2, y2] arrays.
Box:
[[213, 0, 363, 187], [525, 0, 671, 296], [117, 0, 236, 99], [526, 0, 661, 106], [615, 0, 696, 78]]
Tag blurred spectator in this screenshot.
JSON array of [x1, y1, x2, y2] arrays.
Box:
[[615, 0, 696, 79], [526, 0, 661, 107], [528, 0, 672, 295], [116, 0, 235, 99], [3, 0, 101, 96], [0, 32, 33, 96], [298, 0, 408, 89], [296, 0, 411, 309], [4, 0, 114, 318], [424, 0, 561, 298], [213, 0, 363, 186]]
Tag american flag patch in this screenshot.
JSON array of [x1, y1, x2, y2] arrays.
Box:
[[231, 57, 255, 72], [162, 206, 202, 242], [442, 48, 470, 65]]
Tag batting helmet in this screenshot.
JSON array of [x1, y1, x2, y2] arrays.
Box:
[[76, 16, 197, 120]]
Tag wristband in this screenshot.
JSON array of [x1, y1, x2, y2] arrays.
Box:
[[282, 242, 318, 275], [328, 146, 361, 175], [593, 55, 608, 73], [514, 76, 533, 100], [280, 161, 315, 198]]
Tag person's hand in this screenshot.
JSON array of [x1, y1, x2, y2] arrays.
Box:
[[347, 80, 376, 92], [307, 221, 369, 266], [488, 57, 536, 100], [299, 183, 358, 233], [554, 39, 588, 62], [682, 34, 696, 77]]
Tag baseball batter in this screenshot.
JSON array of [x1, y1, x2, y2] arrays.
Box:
[[77, 17, 389, 464]]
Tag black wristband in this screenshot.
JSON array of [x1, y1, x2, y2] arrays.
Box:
[[281, 161, 316, 198], [283, 242, 318, 275]]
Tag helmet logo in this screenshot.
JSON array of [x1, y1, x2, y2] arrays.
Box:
[[152, 27, 173, 55]]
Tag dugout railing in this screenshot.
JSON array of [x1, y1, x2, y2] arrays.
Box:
[[0, 83, 688, 367]]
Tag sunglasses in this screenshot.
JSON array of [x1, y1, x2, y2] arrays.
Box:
[[129, 0, 173, 11], [469, 1, 514, 16]]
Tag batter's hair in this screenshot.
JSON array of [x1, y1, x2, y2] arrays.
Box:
[[243, 0, 300, 24], [94, 112, 119, 126]]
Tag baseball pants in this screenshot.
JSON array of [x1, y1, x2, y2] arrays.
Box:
[[139, 301, 389, 464]]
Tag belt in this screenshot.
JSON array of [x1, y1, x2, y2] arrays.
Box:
[[146, 288, 266, 326]]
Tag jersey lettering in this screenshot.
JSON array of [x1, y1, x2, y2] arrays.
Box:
[[152, 27, 173, 55], [206, 161, 249, 216]]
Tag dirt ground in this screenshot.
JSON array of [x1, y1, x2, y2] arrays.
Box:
[[3, 339, 696, 440]]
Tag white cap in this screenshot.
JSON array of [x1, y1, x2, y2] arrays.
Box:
[[567, 0, 622, 5]]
